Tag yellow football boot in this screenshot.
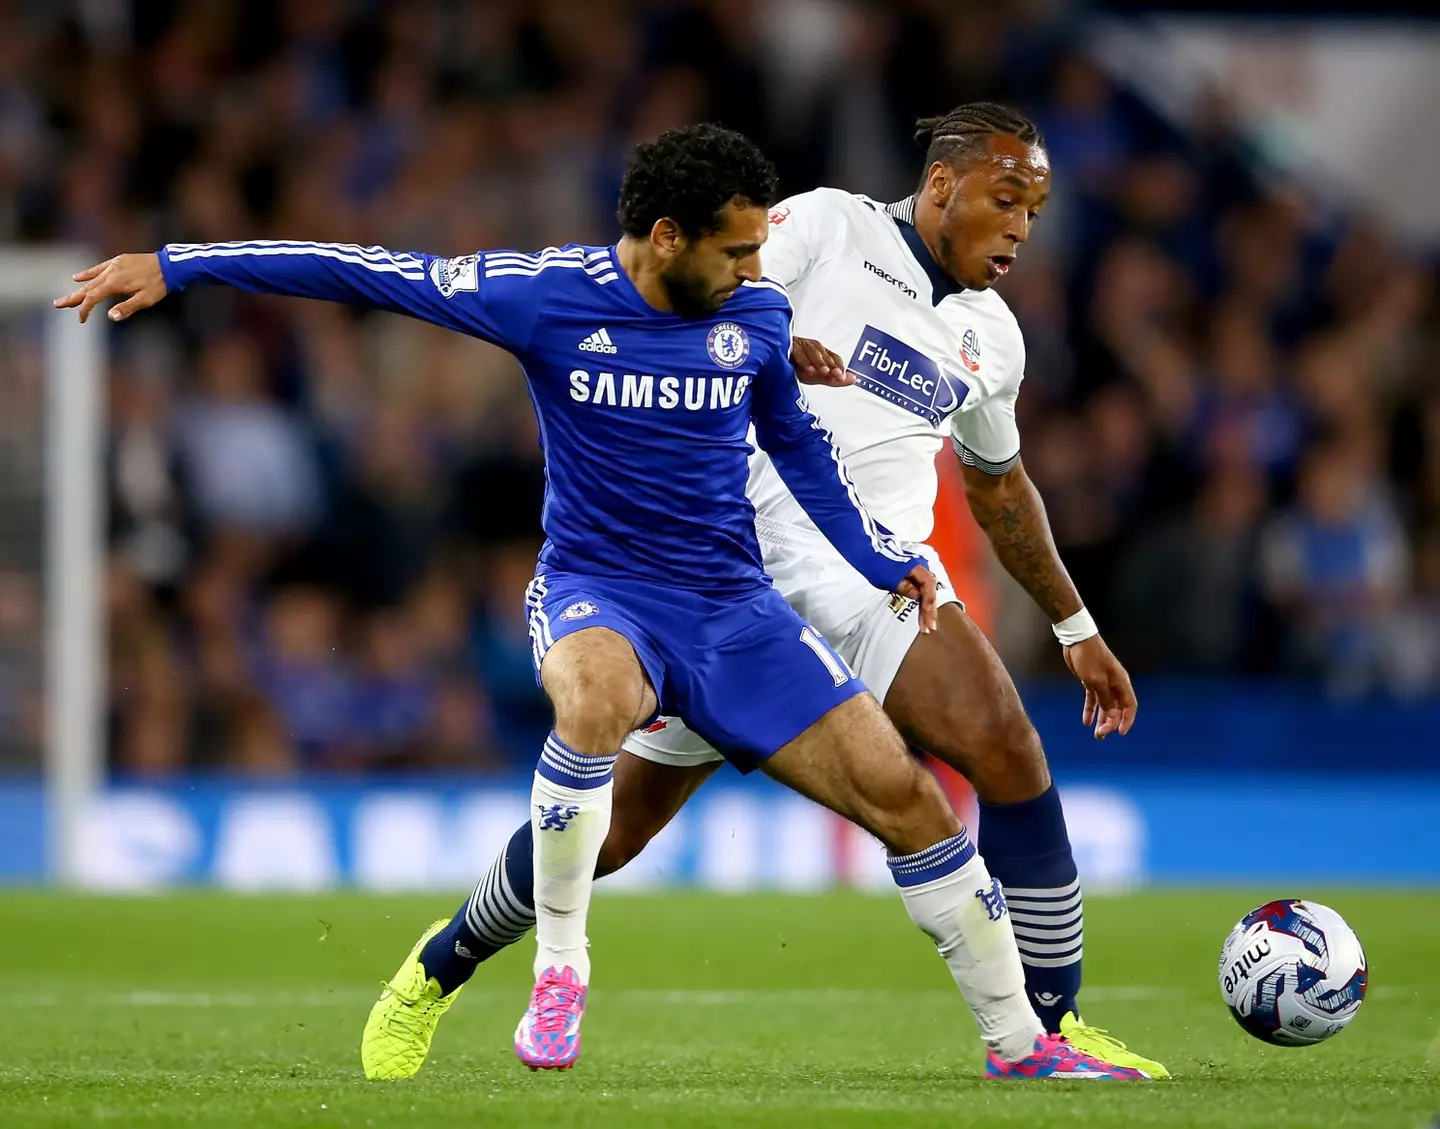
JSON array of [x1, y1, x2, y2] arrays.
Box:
[[1059, 1012, 1171, 1079], [361, 918, 462, 1080]]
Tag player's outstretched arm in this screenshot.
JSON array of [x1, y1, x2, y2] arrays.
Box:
[[961, 459, 1137, 739], [56, 242, 538, 351]]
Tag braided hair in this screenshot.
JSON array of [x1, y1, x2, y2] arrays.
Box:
[[912, 102, 1045, 177]]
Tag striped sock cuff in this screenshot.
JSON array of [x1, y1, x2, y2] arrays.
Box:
[[536, 732, 617, 790], [464, 849, 537, 950], [887, 830, 977, 888], [1006, 878, 1084, 966]]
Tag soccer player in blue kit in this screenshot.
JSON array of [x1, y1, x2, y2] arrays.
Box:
[[58, 124, 1143, 1082]]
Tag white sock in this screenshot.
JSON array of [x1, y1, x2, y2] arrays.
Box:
[[531, 732, 616, 985], [889, 830, 1044, 1063]]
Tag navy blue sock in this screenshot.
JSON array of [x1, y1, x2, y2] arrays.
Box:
[[977, 784, 1082, 1032], [417, 822, 538, 996]]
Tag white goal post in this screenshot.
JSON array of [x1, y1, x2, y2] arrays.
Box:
[[0, 249, 104, 885]]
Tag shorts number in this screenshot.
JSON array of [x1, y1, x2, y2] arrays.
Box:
[[800, 626, 852, 687]]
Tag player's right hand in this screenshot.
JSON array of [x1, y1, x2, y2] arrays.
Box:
[[791, 336, 854, 387], [53, 253, 168, 324], [894, 563, 938, 634], [1063, 634, 1138, 740]]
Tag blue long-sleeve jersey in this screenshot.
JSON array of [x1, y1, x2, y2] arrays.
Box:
[[159, 240, 920, 595]]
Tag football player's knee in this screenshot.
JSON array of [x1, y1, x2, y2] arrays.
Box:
[[552, 675, 640, 751], [861, 760, 960, 853], [956, 700, 1048, 800]]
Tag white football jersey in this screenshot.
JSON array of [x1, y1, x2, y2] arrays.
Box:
[[749, 189, 1025, 545]]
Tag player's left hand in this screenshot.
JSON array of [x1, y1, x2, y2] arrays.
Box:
[[791, 337, 853, 387], [895, 564, 937, 634], [53, 252, 168, 323], [1062, 635, 1137, 740]]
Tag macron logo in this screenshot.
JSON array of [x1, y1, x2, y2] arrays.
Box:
[[863, 261, 918, 300], [579, 328, 617, 354]]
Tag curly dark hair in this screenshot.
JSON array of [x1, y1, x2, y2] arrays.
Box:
[[617, 123, 779, 240]]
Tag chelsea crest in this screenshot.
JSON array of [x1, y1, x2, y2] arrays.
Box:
[[706, 322, 750, 369]]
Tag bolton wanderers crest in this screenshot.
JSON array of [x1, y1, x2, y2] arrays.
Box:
[[958, 326, 982, 373]]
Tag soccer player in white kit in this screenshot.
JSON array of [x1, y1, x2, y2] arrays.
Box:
[[622, 102, 1165, 1076], [420, 104, 1166, 1079], [629, 102, 1161, 1078]]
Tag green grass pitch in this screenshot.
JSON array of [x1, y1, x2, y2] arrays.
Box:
[[0, 890, 1436, 1128]]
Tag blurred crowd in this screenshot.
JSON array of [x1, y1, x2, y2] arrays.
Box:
[[0, 0, 1436, 776]]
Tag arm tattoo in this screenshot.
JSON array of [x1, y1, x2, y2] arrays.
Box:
[[965, 466, 1082, 624]]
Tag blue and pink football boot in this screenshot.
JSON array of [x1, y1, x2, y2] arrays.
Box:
[[514, 966, 588, 1070], [985, 1033, 1151, 1080]]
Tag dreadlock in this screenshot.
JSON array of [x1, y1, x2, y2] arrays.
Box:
[[912, 102, 1045, 180]]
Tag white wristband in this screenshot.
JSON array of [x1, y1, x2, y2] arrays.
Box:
[[1052, 607, 1098, 646]]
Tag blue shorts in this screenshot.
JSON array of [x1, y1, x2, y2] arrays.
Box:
[[524, 570, 867, 770]]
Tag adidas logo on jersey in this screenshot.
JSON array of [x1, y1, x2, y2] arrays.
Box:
[[578, 328, 618, 354]]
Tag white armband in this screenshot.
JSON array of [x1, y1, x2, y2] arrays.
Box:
[[1051, 607, 1098, 646]]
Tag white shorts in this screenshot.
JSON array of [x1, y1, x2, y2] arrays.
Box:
[[623, 531, 962, 768]]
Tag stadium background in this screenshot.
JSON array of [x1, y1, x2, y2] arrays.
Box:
[[0, 0, 1438, 892]]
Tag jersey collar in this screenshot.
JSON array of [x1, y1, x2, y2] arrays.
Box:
[[884, 196, 964, 307]]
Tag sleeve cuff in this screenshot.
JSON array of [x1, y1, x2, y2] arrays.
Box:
[[156, 247, 185, 294], [881, 553, 928, 593], [951, 436, 1020, 475]]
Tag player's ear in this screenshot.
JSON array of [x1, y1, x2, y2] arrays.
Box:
[[650, 217, 683, 258], [926, 162, 952, 208]]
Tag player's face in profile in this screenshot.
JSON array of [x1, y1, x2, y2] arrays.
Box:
[[933, 134, 1050, 290], [662, 200, 767, 317]]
